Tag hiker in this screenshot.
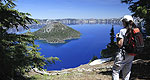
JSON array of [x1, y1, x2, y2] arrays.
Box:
[[112, 15, 136, 80]]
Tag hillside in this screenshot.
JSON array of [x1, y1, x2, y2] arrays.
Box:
[[33, 22, 81, 43], [27, 58, 150, 80]]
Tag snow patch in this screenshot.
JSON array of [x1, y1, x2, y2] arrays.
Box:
[[89, 58, 112, 66]]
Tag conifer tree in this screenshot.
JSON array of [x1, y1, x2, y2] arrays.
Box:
[[0, 0, 59, 79], [110, 25, 115, 46], [101, 25, 117, 59]]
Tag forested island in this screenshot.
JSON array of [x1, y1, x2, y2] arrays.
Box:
[[33, 22, 81, 43]]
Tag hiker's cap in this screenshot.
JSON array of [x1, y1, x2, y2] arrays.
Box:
[[121, 15, 133, 22]]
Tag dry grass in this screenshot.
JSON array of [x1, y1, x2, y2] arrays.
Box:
[[28, 60, 150, 80], [29, 71, 112, 80]]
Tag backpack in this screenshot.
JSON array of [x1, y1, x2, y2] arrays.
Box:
[[123, 28, 144, 54]]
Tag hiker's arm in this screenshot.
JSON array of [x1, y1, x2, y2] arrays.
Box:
[[117, 39, 123, 48], [116, 33, 123, 48]]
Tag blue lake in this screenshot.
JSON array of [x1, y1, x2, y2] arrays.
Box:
[[34, 24, 122, 71]]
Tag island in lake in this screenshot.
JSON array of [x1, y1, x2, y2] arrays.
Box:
[[33, 22, 81, 43]]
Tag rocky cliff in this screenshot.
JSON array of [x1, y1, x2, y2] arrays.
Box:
[[33, 22, 81, 43]]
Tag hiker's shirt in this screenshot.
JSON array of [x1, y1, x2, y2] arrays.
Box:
[[118, 28, 136, 56]]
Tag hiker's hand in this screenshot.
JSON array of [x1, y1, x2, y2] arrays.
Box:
[[116, 33, 119, 38]]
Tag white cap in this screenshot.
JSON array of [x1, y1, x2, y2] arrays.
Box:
[[121, 15, 133, 22]]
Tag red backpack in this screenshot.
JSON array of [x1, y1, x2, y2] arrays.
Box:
[[123, 28, 144, 54]]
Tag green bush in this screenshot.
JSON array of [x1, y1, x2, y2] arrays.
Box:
[[89, 56, 99, 63]]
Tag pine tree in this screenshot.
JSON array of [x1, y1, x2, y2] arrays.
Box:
[[101, 25, 117, 59], [0, 0, 59, 79], [110, 25, 115, 46]]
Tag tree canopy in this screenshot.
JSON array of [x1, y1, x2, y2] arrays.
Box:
[[0, 0, 59, 80]]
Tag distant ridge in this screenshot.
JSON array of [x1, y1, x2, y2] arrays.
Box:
[[37, 18, 122, 25], [33, 22, 81, 43]]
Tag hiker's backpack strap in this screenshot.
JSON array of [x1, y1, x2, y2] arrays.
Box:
[[123, 28, 135, 53], [123, 28, 131, 47]]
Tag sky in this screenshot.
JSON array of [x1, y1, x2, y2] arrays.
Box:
[[15, 0, 132, 19]]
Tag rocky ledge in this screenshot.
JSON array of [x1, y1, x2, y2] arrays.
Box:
[[27, 59, 150, 80]]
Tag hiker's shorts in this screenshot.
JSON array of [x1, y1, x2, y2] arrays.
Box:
[[112, 49, 134, 80]]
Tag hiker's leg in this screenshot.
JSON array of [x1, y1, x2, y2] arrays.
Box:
[[122, 55, 134, 80], [112, 51, 124, 80], [112, 65, 122, 80]]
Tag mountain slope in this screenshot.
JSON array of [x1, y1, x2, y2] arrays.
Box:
[[33, 22, 81, 43]]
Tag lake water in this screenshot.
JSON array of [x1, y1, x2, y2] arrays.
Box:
[[34, 24, 122, 70]]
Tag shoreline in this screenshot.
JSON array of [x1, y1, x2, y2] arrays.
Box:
[[38, 37, 81, 44]]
